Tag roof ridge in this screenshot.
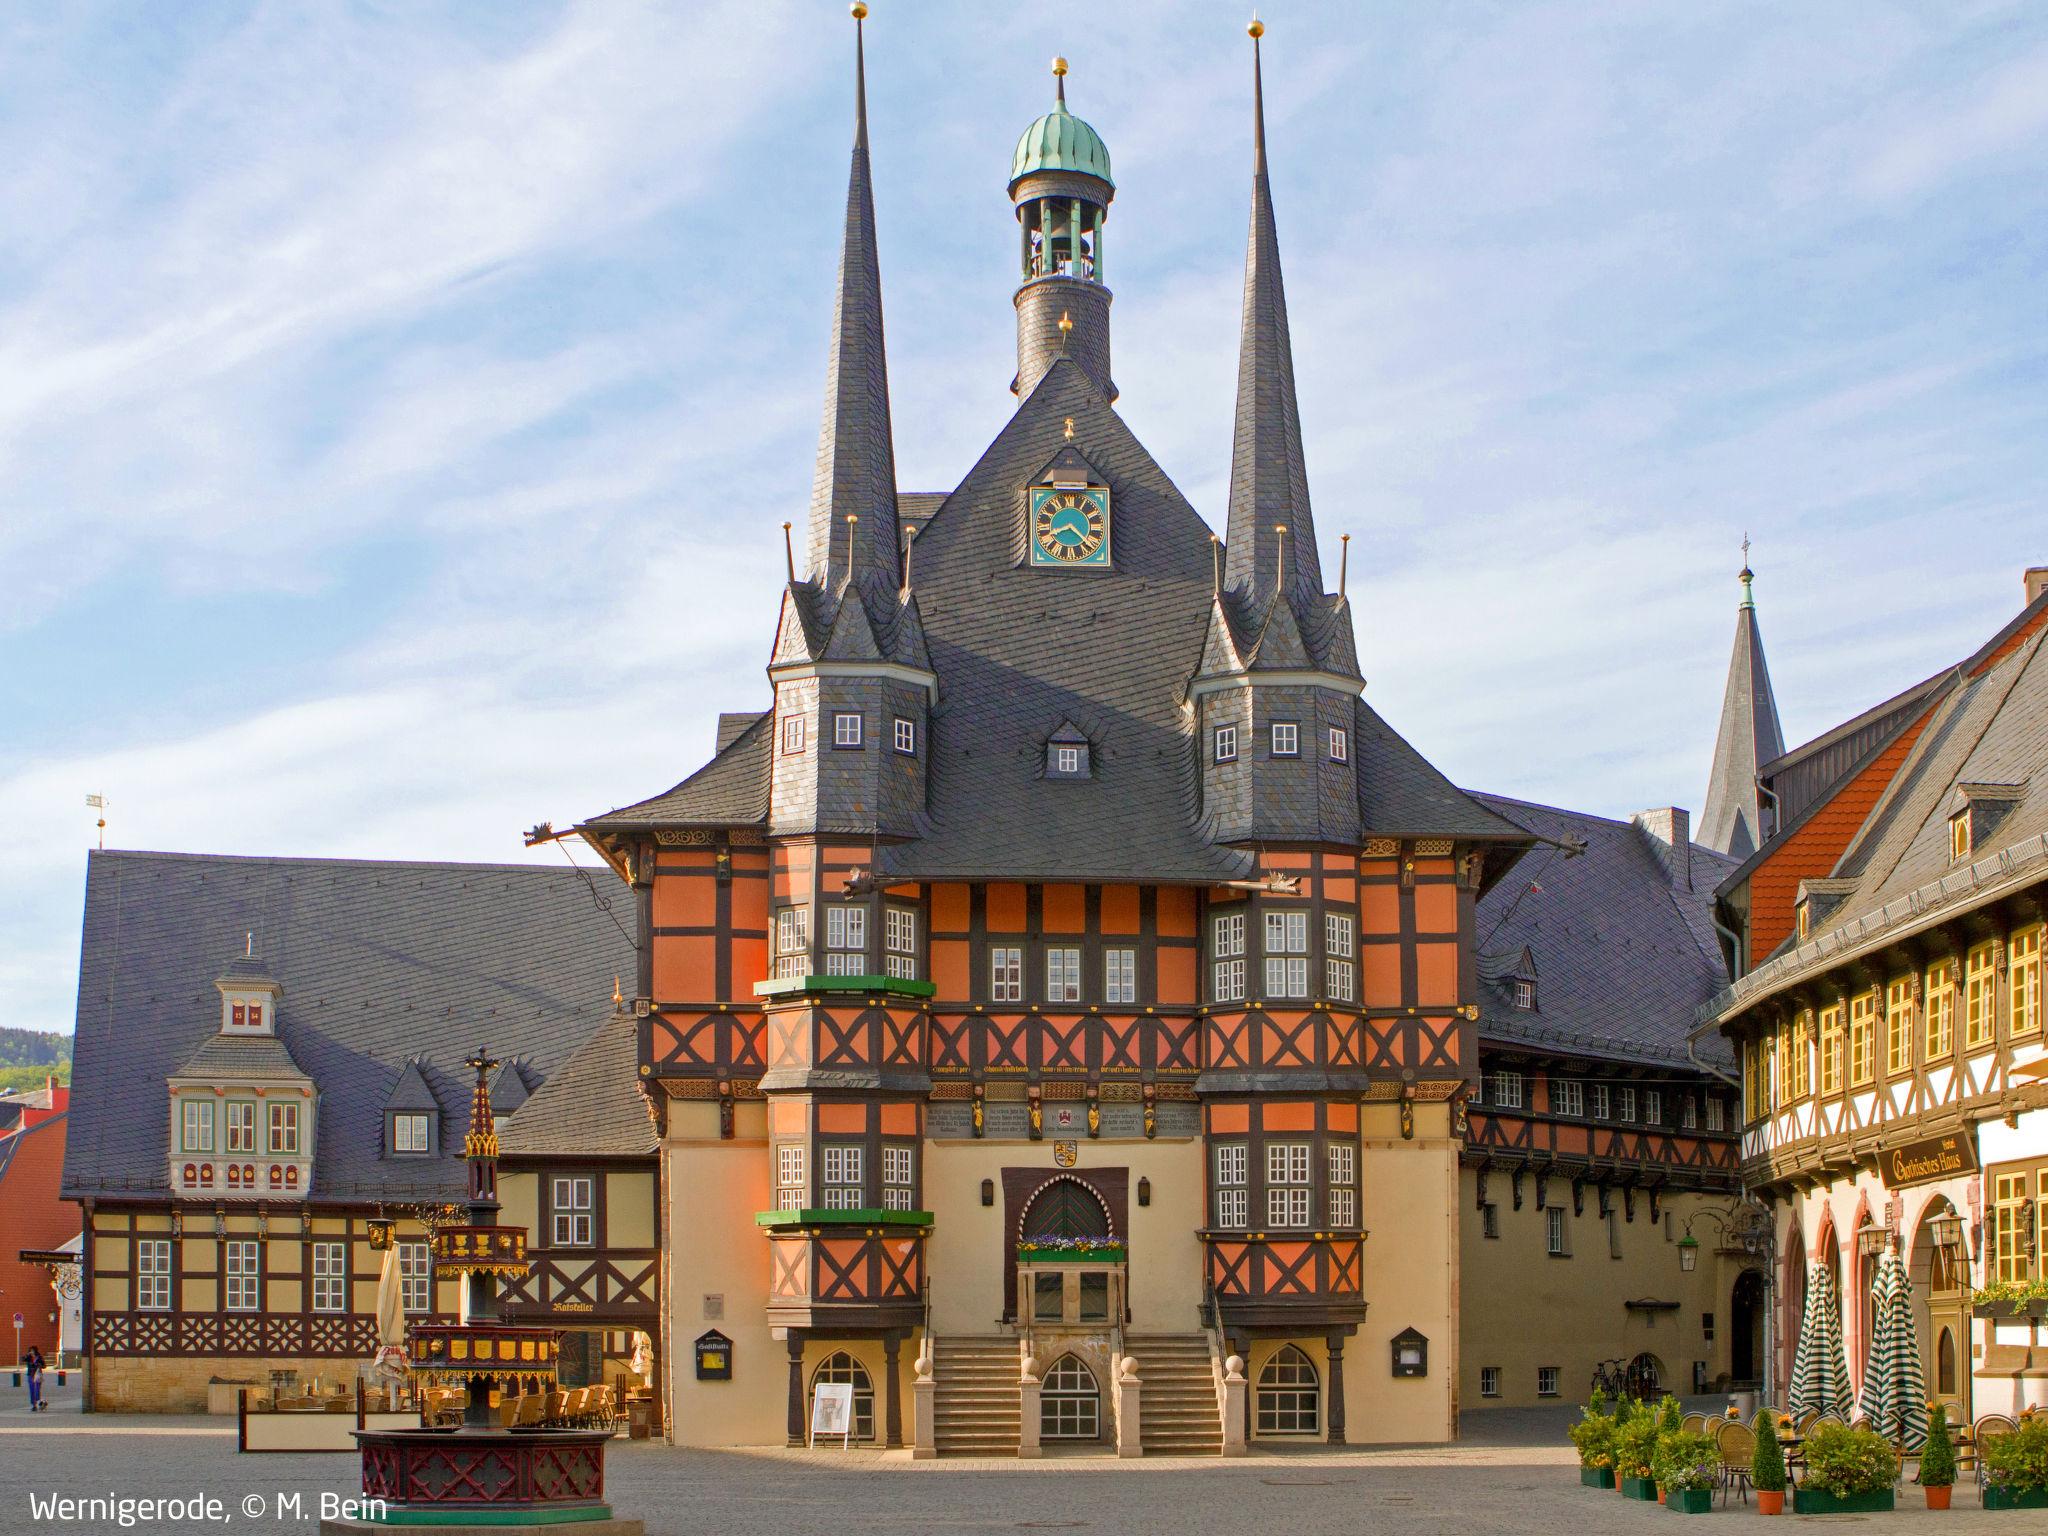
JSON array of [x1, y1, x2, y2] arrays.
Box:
[[88, 849, 595, 877]]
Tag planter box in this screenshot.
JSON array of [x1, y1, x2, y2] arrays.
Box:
[[1972, 1298, 2048, 1321], [1984, 1485, 2048, 1510], [1580, 1467, 1615, 1489], [1017, 1246, 1126, 1263], [1666, 1488, 1713, 1513], [1621, 1476, 1659, 1501], [1792, 1488, 1895, 1515]]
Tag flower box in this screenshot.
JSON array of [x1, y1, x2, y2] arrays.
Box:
[[1621, 1476, 1659, 1501], [1016, 1244, 1125, 1262], [1580, 1467, 1615, 1489], [1792, 1488, 1894, 1515], [1665, 1488, 1713, 1513], [1984, 1485, 2048, 1510], [1972, 1298, 2048, 1321]]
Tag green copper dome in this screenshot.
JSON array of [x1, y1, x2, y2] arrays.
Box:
[[1010, 100, 1114, 191]]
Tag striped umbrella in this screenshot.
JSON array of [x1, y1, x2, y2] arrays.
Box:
[[1789, 1262, 1854, 1421], [1869, 1250, 1927, 1450]]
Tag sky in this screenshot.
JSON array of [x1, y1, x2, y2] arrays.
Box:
[[4, 1, 2046, 1037]]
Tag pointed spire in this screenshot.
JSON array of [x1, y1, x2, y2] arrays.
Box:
[[1223, 17, 1323, 604], [805, 4, 902, 593], [1700, 551, 1787, 859]]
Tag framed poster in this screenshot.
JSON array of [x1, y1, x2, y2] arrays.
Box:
[[810, 1381, 855, 1448]]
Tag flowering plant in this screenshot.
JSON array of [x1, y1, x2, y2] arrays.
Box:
[[1984, 1417, 2048, 1493], [1652, 1430, 1721, 1493], [1016, 1236, 1121, 1254], [1568, 1393, 1616, 1469], [1974, 1278, 2048, 1308], [1801, 1423, 1898, 1497]]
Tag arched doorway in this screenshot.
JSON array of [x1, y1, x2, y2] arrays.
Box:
[[1731, 1269, 1766, 1388], [809, 1352, 876, 1444], [1021, 1178, 1112, 1242], [1908, 1196, 1971, 1423], [1255, 1345, 1321, 1436], [1041, 1354, 1101, 1441]]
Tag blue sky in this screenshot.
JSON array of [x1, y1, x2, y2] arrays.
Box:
[[5, 1, 2047, 1036]]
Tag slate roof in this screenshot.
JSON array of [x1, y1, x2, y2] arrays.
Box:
[[169, 1032, 309, 1082], [1474, 795, 1737, 1069], [498, 1010, 657, 1159], [383, 1059, 443, 1113], [65, 850, 637, 1203]]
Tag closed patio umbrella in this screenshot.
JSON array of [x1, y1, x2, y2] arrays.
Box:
[[1789, 1263, 1853, 1421], [371, 1240, 408, 1388], [1865, 1250, 1926, 1449]]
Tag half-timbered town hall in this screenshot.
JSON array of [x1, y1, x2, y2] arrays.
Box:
[[62, 19, 1776, 1447]]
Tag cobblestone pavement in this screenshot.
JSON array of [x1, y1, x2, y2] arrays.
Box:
[[0, 1391, 2026, 1536]]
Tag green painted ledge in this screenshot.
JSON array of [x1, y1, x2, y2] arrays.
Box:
[[754, 1209, 934, 1228], [752, 975, 937, 1000]]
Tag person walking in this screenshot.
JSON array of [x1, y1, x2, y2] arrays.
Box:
[[24, 1346, 45, 1412]]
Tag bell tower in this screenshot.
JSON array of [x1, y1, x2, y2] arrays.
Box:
[[1010, 58, 1116, 402]]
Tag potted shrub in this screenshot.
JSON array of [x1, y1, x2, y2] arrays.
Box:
[[1919, 1403, 1956, 1510], [1792, 1422, 1899, 1514], [1615, 1412, 1661, 1500], [1983, 1416, 2048, 1510], [1653, 1429, 1722, 1513], [1570, 1394, 1617, 1489], [1752, 1413, 1787, 1515]]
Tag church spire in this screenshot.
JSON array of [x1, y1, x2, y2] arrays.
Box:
[[805, 2, 901, 593], [1223, 18, 1322, 603], [1700, 542, 1787, 859]]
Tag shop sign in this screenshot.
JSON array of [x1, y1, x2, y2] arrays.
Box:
[[1884, 1131, 1976, 1188]]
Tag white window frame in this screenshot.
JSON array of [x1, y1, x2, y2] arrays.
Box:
[[884, 906, 918, 980], [1327, 1142, 1357, 1228], [1045, 946, 1082, 1004], [1644, 1089, 1663, 1125], [1488, 1070, 1524, 1109], [137, 1239, 172, 1311], [312, 1241, 346, 1313], [782, 715, 806, 754], [774, 905, 810, 980], [990, 946, 1023, 1003], [551, 1176, 595, 1247], [392, 1111, 430, 1154], [1104, 947, 1136, 1005], [1212, 912, 1246, 1003], [1617, 1085, 1638, 1122], [1480, 1366, 1501, 1398], [1053, 744, 1083, 775], [1270, 722, 1298, 757], [821, 1144, 864, 1209], [182, 1099, 214, 1154], [1513, 978, 1536, 1010], [1213, 1143, 1249, 1229], [399, 1240, 431, 1315], [1214, 724, 1237, 763], [1538, 1365, 1560, 1398], [1546, 1206, 1569, 1257], [224, 1239, 262, 1312], [1265, 1141, 1311, 1228], [882, 1145, 916, 1211], [1325, 912, 1355, 1003], [776, 1144, 806, 1210], [1552, 1079, 1584, 1118], [1705, 1096, 1725, 1133], [825, 904, 867, 975], [832, 711, 863, 748], [1328, 725, 1348, 762], [1590, 1083, 1610, 1121], [226, 1100, 257, 1154], [892, 716, 916, 755], [1264, 910, 1310, 999]]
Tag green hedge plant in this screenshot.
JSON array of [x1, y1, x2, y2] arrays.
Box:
[[1752, 1414, 1788, 1493], [1569, 1392, 1616, 1470], [1919, 1404, 1956, 1488], [1801, 1422, 1899, 1498], [1653, 1429, 1722, 1494], [1613, 1414, 1660, 1481], [1984, 1417, 2048, 1494]]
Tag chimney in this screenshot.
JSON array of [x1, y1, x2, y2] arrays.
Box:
[[1632, 807, 1693, 891], [2026, 567, 2048, 609]]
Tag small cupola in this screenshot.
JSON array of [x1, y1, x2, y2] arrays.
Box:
[[214, 937, 282, 1036]]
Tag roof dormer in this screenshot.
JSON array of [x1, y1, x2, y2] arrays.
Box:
[[214, 941, 282, 1037]]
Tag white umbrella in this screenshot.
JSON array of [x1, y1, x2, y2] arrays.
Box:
[[371, 1241, 408, 1387]]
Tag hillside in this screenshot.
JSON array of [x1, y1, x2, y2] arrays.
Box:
[[0, 1028, 72, 1093]]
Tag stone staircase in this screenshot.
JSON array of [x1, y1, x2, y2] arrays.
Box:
[[1125, 1333, 1223, 1456], [932, 1337, 1020, 1456]]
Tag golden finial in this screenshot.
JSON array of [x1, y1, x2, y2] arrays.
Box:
[[850, 2, 868, 19], [1058, 310, 1073, 335], [1063, 417, 1075, 441], [1052, 56, 1068, 77], [612, 975, 623, 1008], [1248, 13, 1265, 39]]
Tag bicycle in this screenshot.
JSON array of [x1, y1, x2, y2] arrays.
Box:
[[1591, 1356, 1628, 1399]]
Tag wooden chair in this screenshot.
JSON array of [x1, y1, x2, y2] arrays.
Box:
[[1716, 1421, 1756, 1506], [1681, 1413, 1708, 1436], [516, 1393, 546, 1429], [595, 1384, 617, 1431], [546, 1390, 569, 1426], [496, 1393, 521, 1429]]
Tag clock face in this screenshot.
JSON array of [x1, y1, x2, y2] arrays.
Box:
[[1030, 487, 1111, 566]]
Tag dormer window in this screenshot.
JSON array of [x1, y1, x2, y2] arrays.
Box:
[[182, 1100, 215, 1153], [1513, 979, 1536, 1011], [1796, 900, 1811, 941], [1046, 730, 1091, 779], [1271, 722, 1299, 757], [268, 1101, 301, 1156], [1949, 810, 1972, 863], [391, 1112, 432, 1155]]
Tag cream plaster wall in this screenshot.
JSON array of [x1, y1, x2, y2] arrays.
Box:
[[1346, 1107, 1459, 1443]]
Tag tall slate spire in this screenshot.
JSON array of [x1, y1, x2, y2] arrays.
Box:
[[805, 6, 901, 593], [1700, 554, 1787, 858], [1222, 21, 1322, 603]]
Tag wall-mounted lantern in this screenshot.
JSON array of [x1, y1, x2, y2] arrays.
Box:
[[1390, 1327, 1428, 1378], [1677, 1233, 1699, 1272], [1137, 1177, 1151, 1207], [980, 1179, 995, 1207], [694, 1330, 733, 1381], [1855, 1223, 1888, 1258]]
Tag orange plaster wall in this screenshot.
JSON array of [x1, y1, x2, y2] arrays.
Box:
[[986, 883, 1026, 932], [1261, 1102, 1316, 1132], [931, 939, 970, 1001], [1100, 886, 1140, 935], [931, 883, 971, 931], [653, 869, 716, 928], [1042, 884, 1085, 933], [1155, 887, 1197, 938], [652, 935, 716, 998], [1156, 947, 1196, 1005], [1208, 1103, 1250, 1134], [1416, 942, 1459, 1006]]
